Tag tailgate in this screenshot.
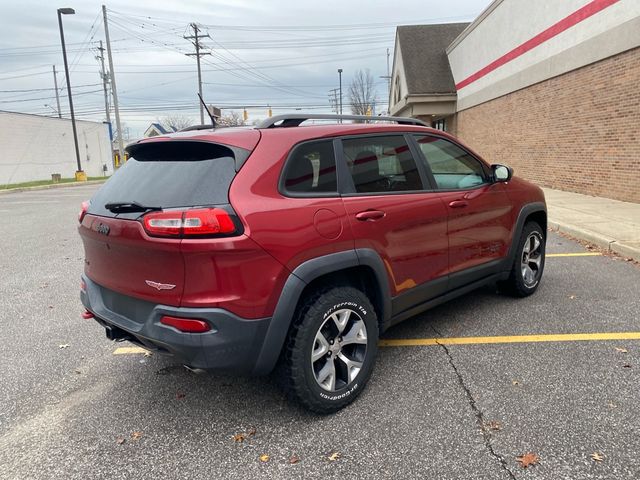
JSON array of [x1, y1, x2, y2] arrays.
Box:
[[80, 214, 185, 305]]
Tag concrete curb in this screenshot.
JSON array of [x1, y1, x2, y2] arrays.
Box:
[[0, 179, 107, 195], [548, 219, 640, 262]]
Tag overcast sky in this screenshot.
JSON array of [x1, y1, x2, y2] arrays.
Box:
[[0, 0, 491, 137]]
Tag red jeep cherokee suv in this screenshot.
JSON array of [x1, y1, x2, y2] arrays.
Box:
[[79, 114, 546, 413]]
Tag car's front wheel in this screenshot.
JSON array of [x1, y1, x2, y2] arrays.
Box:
[[500, 221, 546, 297], [281, 286, 378, 413]]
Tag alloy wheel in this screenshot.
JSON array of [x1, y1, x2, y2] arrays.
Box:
[[311, 308, 368, 392], [521, 232, 543, 287]]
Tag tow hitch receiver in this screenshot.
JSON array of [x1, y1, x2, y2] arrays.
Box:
[[104, 324, 134, 342]]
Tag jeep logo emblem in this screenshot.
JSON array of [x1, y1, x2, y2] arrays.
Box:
[[96, 223, 110, 236]]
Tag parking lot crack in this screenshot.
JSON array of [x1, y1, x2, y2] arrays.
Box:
[[430, 326, 517, 480]]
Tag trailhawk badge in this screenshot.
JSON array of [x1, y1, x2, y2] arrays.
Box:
[[145, 280, 176, 291]]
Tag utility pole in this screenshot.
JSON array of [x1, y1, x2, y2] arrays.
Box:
[[328, 88, 339, 113], [338, 69, 343, 120], [379, 48, 392, 115], [184, 23, 211, 124], [52, 65, 61, 118], [102, 5, 124, 165], [96, 41, 112, 139]]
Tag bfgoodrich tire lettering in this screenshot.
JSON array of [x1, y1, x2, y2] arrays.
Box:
[[281, 286, 378, 413]]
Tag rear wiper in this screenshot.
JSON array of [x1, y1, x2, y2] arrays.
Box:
[[104, 201, 162, 213]]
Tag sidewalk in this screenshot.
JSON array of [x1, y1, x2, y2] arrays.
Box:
[[543, 188, 640, 261]]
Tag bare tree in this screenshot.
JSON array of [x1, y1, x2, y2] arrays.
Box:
[[349, 69, 377, 116], [217, 110, 245, 127], [158, 114, 194, 131]]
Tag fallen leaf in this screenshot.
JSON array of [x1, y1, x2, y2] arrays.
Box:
[[259, 454, 270, 463], [516, 453, 539, 468], [484, 420, 502, 431], [116, 437, 126, 445], [327, 452, 341, 461], [615, 347, 628, 353], [591, 452, 604, 462], [289, 455, 300, 464], [247, 427, 257, 436], [131, 431, 143, 441], [233, 433, 246, 443], [176, 392, 186, 399], [607, 402, 617, 409], [59, 344, 70, 349]]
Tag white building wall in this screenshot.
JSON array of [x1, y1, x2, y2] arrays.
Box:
[[389, 37, 410, 115], [447, 0, 640, 110], [0, 111, 113, 185]]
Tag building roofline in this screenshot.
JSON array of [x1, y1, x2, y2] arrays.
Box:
[[0, 109, 108, 126], [446, 0, 504, 54]]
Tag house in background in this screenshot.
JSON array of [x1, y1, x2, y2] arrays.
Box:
[[388, 0, 640, 203], [143, 123, 177, 138], [388, 23, 468, 131]]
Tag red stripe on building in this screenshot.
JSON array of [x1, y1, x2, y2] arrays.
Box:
[[455, 0, 620, 90]]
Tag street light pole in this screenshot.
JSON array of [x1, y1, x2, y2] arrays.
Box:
[[57, 7, 83, 175]]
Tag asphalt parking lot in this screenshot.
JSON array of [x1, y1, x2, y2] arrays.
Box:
[[1, 185, 638, 480]]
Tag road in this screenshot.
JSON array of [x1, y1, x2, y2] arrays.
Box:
[[1, 185, 639, 479]]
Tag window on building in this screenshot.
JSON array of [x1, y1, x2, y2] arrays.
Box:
[[282, 140, 337, 194], [394, 76, 401, 105], [413, 135, 488, 190], [342, 135, 423, 193], [433, 118, 446, 131]]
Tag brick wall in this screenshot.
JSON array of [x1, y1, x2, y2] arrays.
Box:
[[455, 47, 640, 203]]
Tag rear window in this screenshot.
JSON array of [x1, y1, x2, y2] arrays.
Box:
[[88, 141, 244, 218]]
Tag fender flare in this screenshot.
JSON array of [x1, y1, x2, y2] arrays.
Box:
[[252, 248, 391, 375], [505, 202, 547, 267]]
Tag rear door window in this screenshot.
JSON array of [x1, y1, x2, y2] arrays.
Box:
[[342, 135, 423, 193], [88, 141, 244, 218]]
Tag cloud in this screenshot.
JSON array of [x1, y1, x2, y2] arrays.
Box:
[[0, 0, 487, 136]]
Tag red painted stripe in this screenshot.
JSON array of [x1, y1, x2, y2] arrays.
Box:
[[455, 0, 620, 90]]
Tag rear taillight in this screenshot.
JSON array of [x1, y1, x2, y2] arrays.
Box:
[[78, 200, 90, 223], [142, 208, 237, 238], [160, 315, 211, 333]]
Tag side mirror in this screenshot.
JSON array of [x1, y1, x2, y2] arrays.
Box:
[[492, 164, 513, 182]]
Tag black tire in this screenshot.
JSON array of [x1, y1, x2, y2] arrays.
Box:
[[500, 221, 546, 297], [280, 286, 379, 414]]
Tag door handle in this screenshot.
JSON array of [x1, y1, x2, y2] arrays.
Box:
[[448, 200, 469, 208], [355, 210, 386, 221]]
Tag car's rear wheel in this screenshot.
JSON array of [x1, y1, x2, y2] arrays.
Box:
[[500, 221, 545, 297], [281, 286, 378, 413]]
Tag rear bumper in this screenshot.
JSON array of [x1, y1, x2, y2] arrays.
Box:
[[81, 275, 271, 373]]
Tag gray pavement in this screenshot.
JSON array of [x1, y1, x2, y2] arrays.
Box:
[[1, 185, 639, 479], [544, 187, 640, 262]]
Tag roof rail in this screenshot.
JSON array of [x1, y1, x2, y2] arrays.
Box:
[[255, 114, 428, 129]]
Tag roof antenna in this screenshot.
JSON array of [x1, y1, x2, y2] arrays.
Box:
[[198, 93, 216, 128]]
